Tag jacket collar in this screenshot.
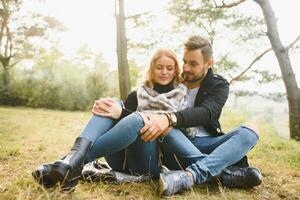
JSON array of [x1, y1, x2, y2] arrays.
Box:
[[201, 68, 214, 89]]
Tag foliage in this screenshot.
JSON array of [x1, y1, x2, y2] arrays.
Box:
[[0, 42, 144, 110], [0, 46, 115, 110], [169, 0, 230, 43], [0, 0, 65, 102], [253, 69, 282, 84]]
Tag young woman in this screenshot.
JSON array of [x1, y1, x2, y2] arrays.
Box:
[[32, 48, 187, 191]]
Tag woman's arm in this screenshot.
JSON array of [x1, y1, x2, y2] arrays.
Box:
[[119, 91, 138, 118], [91, 91, 138, 119], [92, 98, 122, 119]]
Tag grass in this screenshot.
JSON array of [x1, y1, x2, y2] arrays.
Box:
[[0, 106, 300, 199]]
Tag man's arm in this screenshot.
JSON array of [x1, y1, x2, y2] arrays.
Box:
[[140, 113, 170, 142], [175, 82, 229, 128], [140, 80, 229, 142]]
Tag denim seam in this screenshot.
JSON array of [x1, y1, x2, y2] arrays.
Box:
[[240, 125, 259, 139]]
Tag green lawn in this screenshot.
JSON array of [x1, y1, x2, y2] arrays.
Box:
[[0, 106, 299, 199]]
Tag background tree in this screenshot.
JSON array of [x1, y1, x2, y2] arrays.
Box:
[[214, 0, 300, 140], [0, 0, 64, 103], [253, 0, 300, 140], [115, 0, 131, 99]]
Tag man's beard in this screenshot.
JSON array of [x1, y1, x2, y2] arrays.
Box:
[[183, 73, 205, 83]]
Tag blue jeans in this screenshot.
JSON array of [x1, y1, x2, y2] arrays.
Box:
[[79, 113, 159, 178], [159, 126, 259, 184]]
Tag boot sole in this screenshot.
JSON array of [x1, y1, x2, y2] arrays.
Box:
[[158, 174, 168, 196]]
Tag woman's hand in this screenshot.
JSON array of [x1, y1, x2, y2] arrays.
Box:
[[92, 97, 122, 119]]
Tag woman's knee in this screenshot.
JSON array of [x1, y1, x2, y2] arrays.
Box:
[[112, 98, 123, 107], [122, 113, 145, 130]]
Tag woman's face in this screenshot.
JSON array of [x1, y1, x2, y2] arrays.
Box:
[[152, 56, 176, 85]]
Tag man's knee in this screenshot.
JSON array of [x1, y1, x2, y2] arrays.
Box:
[[242, 122, 260, 137], [235, 125, 259, 148]]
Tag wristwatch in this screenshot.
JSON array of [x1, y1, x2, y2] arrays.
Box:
[[169, 113, 177, 127]]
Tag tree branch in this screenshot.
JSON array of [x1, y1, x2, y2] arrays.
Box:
[[212, 0, 218, 7], [286, 34, 300, 50], [230, 34, 300, 84], [230, 47, 272, 84], [8, 60, 18, 69], [215, 0, 247, 8], [126, 12, 149, 20]]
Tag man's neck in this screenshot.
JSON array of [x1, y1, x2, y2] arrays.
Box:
[[184, 70, 208, 89], [185, 80, 202, 90]]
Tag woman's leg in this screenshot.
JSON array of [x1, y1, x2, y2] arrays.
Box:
[[79, 114, 117, 142], [32, 114, 117, 187], [105, 139, 159, 179], [85, 112, 145, 162], [88, 112, 159, 178], [127, 137, 159, 178]]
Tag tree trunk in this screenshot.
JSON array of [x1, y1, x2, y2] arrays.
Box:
[[115, 0, 131, 100], [0, 56, 11, 102], [3, 66, 9, 92], [253, 0, 300, 140]]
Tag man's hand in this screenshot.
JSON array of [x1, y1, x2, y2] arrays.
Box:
[[92, 97, 122, 119], [140, 113, 170, 142]]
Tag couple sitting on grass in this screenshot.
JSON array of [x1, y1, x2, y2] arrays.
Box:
[[32, 35, 262, 196]]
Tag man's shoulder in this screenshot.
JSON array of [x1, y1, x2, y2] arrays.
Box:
[[213, 74, 229, 85]]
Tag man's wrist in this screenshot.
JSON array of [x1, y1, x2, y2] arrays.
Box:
[[163, 113, 177, 127], [163, 113, 171, 127], [169, 113, 177, 127]]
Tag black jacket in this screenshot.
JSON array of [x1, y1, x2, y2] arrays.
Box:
[[174, 69, 229, 136]]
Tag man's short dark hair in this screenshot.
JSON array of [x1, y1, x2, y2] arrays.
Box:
[[184, 35, 213, 63]]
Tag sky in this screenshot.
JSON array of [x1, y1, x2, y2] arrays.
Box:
[[25, 0, 300, 88]]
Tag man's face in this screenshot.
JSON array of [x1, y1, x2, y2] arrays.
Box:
[[182, 49, 212, 82]]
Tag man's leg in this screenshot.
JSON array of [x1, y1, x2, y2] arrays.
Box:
[[186, 126, 259, 183], [159, 126, 261, 196], [159, 128, 207, 170]]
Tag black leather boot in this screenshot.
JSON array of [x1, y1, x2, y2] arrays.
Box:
[[221, 166, 262, 188], [32, 162, 56, 188], [47, 137, 91, 186], [60, 165, 83, 191]]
